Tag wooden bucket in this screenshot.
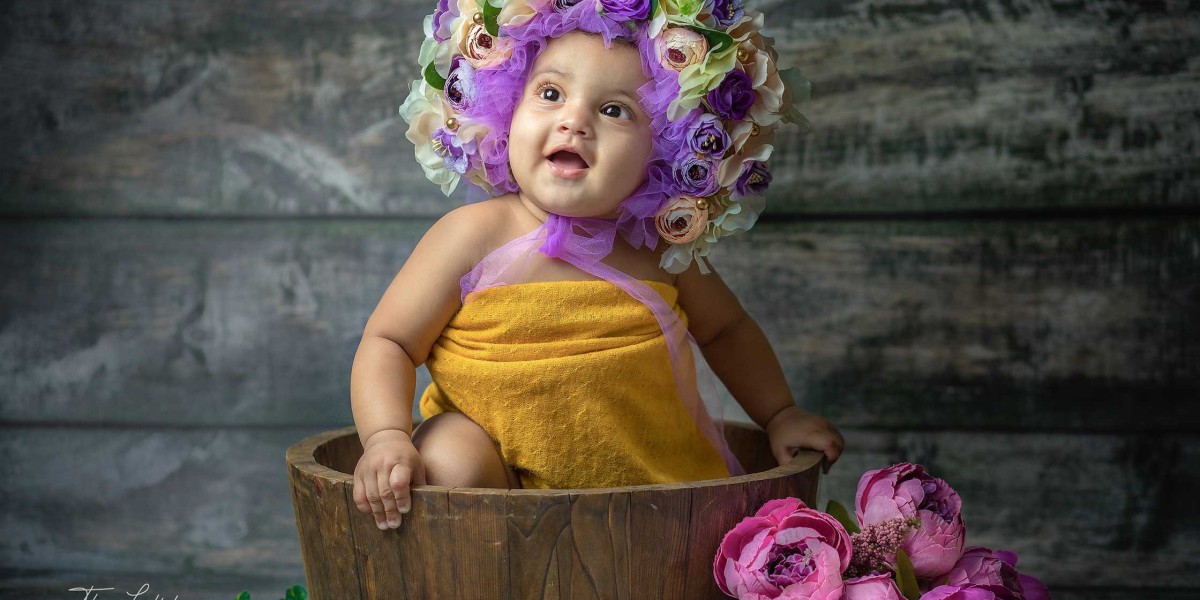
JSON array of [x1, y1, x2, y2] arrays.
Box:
[[287, 423, 823, 600]]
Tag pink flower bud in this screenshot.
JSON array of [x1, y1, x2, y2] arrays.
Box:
[[844, 573, 906, 600]]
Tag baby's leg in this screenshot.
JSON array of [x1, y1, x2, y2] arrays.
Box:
[[411, 412, 522, 489]]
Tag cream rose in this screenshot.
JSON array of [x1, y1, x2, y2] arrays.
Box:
[[655, 196, 710, 244], [458, 21, 513, 68], [655, 27, 708, 72]]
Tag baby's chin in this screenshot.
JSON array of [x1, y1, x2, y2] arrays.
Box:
[[533, 201, 621, 220]]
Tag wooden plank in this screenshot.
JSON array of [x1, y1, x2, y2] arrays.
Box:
[[2, 219, 1195, 431], [0, 219, 428, 426], [0, 426, 322, 576], [0, 0, 445, 217], [626, 485, 691, 599], [505, 489, 575, 600], [447, 487, 511, 600], [761, 4, 1200, 214], [289, 460, 361, 600], [683, 479, 756, 600], [715, 219, 1200, 429], [1, 1, 1197, 216], [566, 491, 631, 600]]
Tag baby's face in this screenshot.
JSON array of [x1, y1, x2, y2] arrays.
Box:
[[508, 31, 654, 219]]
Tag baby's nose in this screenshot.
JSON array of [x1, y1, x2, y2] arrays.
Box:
[[557, 120, 589, 136], [556, 108, 591, 136]]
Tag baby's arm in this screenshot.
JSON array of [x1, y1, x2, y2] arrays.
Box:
[[349, 203, 494, 529], [676, 258, 845, 472]]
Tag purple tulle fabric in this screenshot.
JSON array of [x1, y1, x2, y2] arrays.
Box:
[[460, 214, 747, 479]]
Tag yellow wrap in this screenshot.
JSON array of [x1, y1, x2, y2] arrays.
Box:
[[418, 279, 731, 489]]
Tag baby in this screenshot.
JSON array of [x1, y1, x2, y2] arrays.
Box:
[[350, 0, 844, 531]]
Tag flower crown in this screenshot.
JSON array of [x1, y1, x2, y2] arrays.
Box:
[[399, 0, 811, 273]]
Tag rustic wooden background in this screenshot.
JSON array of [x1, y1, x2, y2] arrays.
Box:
[[2, 0, 1198, 598]]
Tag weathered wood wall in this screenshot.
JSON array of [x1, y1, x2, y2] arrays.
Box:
[[2, 0, 1198, 598]]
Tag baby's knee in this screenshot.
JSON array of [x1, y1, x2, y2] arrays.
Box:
[[412, 412, 515, 489]]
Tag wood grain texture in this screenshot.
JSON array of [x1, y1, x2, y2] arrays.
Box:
[[447, 488, 511, 600], [505, 489, 575, 600], [763, 0, 1200, 213], [2, 219, 1194, 430], [288, 459, 361, 600], [0, 425, 1194, 590], [285, 425, 820, 600], [0, 426, 323, 576], [2, 1, 1196, 216]]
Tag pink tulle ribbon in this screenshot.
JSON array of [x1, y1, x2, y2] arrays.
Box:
[[461, 213, 747, 479]]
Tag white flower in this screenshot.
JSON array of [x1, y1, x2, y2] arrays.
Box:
[[717, 120, 774, 188]]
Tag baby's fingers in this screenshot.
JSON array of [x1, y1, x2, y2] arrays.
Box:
[[389, 463, 419, 519], [376, 468, 403, 530], [355, 472, 388, 530]]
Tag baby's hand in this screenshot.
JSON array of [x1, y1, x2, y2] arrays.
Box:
[[764, 405, 845, 475], [352, 429, 427, 530]]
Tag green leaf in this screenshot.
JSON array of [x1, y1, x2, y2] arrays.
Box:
[[482, 0, 501, 37], [895, 548, 921, 600], [235, 592, 251, 600], [693, 25, 735, 55], [649, 0, 659, 19], [823, 499, 861, 535], [277, 585, 307, 600], [423, 61, 446, 91]]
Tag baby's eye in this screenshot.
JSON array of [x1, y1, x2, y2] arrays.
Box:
[[601, 104, 632, 120], [537, 86, 562, 102]]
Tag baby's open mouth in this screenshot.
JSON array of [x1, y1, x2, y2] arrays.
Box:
[[547, 150, 589, 170]]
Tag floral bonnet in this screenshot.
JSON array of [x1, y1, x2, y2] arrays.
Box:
[[398, 0, 812, 273]]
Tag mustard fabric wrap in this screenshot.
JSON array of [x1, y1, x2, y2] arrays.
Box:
[[418, 279, 731, 489]]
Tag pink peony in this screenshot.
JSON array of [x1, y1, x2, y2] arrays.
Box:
[[1017, 574, 1050, 600], [920, 585, 1020, 600], [843, 573, 905, 600], [713, 497, 852, 600], [856, 463, 966, 578], [941, 547, 1050, 600]]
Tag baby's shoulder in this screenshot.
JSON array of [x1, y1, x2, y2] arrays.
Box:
[[424, 194, 533, 266]]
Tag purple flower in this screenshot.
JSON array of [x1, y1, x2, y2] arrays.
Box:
[[598, 0, 651, 21], [711, 0, 744, 27], [686, 112, 730, 157], [444, 57, 477, 113], [706, 70, 756, 120], [734, 160, 771, 197], [431, 0, 457, 43], [431, 127, 476, 174], [672, 151, 719, 197]]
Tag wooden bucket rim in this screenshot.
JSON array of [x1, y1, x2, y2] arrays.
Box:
[[286, 423, 824, 495]]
